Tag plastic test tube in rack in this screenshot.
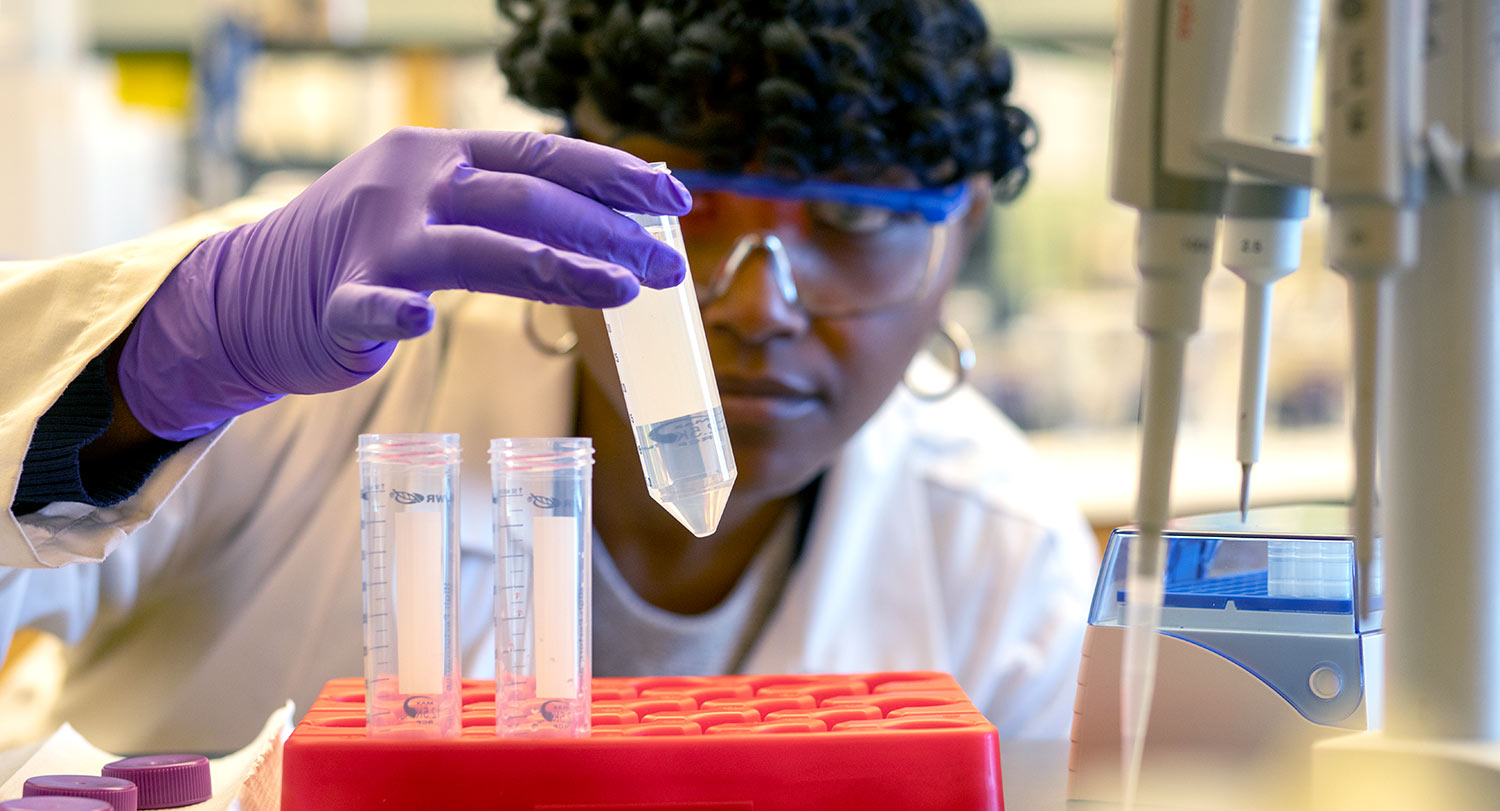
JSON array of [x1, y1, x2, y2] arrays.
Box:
[[357, 433, 462, 738], [491, 437, 594, 737]]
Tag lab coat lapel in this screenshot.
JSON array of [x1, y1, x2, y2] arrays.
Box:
[[743, 395, 948, 674]]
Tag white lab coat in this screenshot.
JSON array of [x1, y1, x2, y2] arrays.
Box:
[[0, 196, 1099, 754]]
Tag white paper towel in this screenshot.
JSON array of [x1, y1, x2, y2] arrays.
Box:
[[0, 701, 294, 810]]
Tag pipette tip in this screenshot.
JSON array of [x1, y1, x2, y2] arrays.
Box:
[[1239, 463, 1251, 522]]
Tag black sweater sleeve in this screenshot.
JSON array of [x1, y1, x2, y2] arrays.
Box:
[[12, 354, 184, 516]]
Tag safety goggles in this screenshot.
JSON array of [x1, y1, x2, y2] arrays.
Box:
[[672, 170, 972, 318], [670, 170, 973, 224]]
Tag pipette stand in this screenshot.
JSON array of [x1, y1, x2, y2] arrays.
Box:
[[1310, 5, 1500, 808], [282, 671, 1004, 810], [1310, 212, 1500, 803], [1311, 159, 1500, 811]]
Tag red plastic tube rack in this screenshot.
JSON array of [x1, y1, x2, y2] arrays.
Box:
[[282, 671, 1003, 810]]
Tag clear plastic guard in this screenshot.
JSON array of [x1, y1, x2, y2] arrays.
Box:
[[1090, 504, 1383, 636]]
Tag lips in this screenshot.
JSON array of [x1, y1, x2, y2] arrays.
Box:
[[716, 374, 824, 422], [716, 374, 820, 400]]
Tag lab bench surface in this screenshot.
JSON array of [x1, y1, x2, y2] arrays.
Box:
[[1001, 738, 1071, 810], [0, 734, 1080, 808]]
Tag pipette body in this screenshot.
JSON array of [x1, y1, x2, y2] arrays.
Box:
[[1306, 5, 1500, 803], [1108, 0, 1233, 804], [1211, 0, 1319, 520], [1322, 0, 1424, 617]]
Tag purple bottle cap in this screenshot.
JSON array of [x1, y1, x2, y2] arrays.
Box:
[[21, 776, 137, 811], [100, 755, 211, 809], [0, 798, 115, 811]]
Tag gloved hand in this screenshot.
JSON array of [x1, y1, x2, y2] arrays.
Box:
[[117, 127, 691, 441]]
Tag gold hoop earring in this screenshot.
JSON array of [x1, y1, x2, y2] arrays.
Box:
[[523, 300, 578, 356], [903, 319, 975, 401]]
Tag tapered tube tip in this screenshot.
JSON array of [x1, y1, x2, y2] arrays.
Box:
[[1239, 463, 1252, 522], [657, 483, 734, 537]]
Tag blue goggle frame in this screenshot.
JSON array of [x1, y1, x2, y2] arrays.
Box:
[[670, 169, 972, 224]]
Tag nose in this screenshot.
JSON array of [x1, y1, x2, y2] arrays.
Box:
[[701, 232, 810, 344]]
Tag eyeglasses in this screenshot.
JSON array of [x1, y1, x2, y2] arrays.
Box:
[[671, 170, 972, 318]]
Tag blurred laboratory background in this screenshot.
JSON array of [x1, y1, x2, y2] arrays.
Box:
[[0, 0, 1352, 538]]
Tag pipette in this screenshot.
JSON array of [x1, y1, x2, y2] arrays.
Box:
[[1206, 0, 1319, 521], [605, 164, 737, 537], [1322, 0, 1423, 617], [1108, 1, 1232, 805]]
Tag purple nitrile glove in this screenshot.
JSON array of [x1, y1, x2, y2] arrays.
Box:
[[118, 127, 691, 441]]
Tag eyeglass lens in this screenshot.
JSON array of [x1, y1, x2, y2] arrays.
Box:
[[678, 191, 945, 317]]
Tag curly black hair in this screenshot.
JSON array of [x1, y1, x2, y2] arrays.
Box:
[[496, 0, 1036, 198]]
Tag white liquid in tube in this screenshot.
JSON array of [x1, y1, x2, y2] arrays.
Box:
[[393, 511, 444, 695], [610, 165, 736, 537], [533, 515, 579, 699]]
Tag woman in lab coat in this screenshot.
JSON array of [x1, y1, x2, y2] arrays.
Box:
[[0, 0, 1097, 753]]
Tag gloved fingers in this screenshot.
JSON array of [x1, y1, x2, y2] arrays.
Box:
[[413, 224, 644, 308], [461, 130, 693, 217], [441, 167, 687, 289], [325, 282, 437, 344]]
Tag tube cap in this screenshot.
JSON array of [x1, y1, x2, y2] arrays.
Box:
[[0, 798, 114, 811], [21, 776, 137, 811], [101, 755, 211, 808]]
